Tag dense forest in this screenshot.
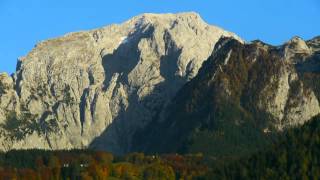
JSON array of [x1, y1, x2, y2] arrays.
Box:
[[207, 115, 320, 179], [0, 150, 210, 180], [1, 115, 320, 179]]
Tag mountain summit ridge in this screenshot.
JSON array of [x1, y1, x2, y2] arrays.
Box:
[[0, 12, 241, 153], [1, 12, 319, 156]]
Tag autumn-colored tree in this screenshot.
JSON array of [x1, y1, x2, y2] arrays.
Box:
[[143, 163, 175, 180], [0, 167, 17, 180], [94, 151, 113, 165], [112, 162, 141, 179], [38, 167, 53, 180], [18, 168, 38, 180], [87, 162, 109, 179], [48, 155, 61, 180], [80, 171, 94, 180], [35, 156, 45, 169], [125, 152, 145, 165]]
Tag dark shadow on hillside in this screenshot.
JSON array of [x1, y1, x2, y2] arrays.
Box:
[[295, 53, 320, 73], [88, 29, 186, 154], [102, 25, 154, 88]]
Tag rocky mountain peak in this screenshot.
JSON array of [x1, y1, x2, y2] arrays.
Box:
[[0, 12, 241, 153], [0, 73, 13, 88], [282, 36, 312, 63], [285, 36, 310, 52], [1, 12, 319, 158], [126, 12, 204, 28], [131, 12, 202, 23]]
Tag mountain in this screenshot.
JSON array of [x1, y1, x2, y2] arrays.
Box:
[[133, 36, 320, 158], [0, 12, 241, 153]]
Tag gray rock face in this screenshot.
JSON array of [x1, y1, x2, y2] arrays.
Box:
[[258, 40, 320, 130], [0, 73, 20, 123], [0, 12, 242, 153]]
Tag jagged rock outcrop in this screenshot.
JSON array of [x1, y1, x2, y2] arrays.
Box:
[[0, 73, 20, 123], [0, 12, 242, 153], [133, 36, 320, 156]]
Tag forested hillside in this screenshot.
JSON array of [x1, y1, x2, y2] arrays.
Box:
[[134, 36, 320, 158], [206, 115, 320, 179]]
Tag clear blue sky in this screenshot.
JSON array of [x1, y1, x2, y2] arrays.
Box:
[[0, 0, 319, 74]]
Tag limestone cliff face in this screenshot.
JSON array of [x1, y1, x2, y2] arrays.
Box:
[[0, 73, 20, 125], [254, 37, 320, 130], [0, 12, 241, 153], [133, 36, 320, 155]]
